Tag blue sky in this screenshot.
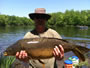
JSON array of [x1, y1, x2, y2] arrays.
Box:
[[0, 0, 90, 17]]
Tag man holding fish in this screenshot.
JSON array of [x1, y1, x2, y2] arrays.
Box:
[[13, 8, 64, 68]]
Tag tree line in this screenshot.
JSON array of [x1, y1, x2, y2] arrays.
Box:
[[0, 9, 90, 27], [0, 15, 34, 26]]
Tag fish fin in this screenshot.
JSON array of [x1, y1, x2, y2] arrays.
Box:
[[73, 46, 90, 61], [73, 48, 85, 61], [76, 46, 90, 54]]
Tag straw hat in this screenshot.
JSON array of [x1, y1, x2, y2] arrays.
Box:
[[29, 8, 51, 20]]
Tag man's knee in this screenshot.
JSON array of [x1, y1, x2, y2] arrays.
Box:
[[11, 59, 29, 68]]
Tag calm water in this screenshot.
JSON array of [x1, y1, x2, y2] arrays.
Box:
[[0, 26, 90, 54]]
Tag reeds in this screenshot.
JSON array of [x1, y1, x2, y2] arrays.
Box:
[[0, 53, 15, 68]]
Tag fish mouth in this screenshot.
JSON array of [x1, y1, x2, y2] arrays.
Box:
[[4, 52, 8, 56]]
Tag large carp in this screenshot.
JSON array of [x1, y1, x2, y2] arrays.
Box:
[[4, 37, 90, 61]]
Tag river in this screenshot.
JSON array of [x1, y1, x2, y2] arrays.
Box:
[[0, 26, 90, 55]]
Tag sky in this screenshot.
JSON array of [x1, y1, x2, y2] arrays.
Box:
[[0, 0, 90, 17]]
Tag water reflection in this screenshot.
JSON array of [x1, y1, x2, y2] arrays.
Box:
[[0, 26, 33, 52], [55, 26, 90, 38]]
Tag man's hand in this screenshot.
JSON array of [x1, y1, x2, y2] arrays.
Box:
[[16, 50, 29, 62], [53, 45, 64, 60]]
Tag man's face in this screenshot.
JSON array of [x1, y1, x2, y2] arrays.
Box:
[[34, 16, 47, 32], [34, 16, 47, 26]]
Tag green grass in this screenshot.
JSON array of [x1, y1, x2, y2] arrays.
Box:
[[0, 54, 15, 68]]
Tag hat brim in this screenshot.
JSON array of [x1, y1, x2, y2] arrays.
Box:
[[29, 13, 51, 20]]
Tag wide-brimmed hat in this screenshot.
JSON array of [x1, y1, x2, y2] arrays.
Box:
[[29, 8, 51, 20]]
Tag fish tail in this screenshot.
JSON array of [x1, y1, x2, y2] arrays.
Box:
[[73, 46, 90, 61]]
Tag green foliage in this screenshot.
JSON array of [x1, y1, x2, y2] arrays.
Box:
[[0, 55, 15, 68], [0, 15, 34, 26], [48, 10, 90, 27], [0, 10, 90, 27]]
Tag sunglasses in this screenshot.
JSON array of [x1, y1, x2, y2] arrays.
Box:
[[35, 16, 46, 19]]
